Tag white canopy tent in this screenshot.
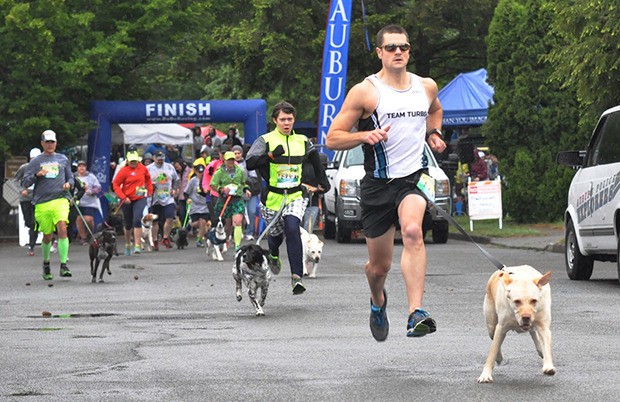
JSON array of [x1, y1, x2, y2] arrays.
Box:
[[116, 123, 193, 145]]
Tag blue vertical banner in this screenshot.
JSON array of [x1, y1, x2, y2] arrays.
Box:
[[318, 0, 353, 146]]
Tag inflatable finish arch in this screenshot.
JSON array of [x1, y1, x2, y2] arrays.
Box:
[[87, 99, 267, 192]]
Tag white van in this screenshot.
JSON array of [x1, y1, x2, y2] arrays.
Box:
[[557, 105, 620, 282]]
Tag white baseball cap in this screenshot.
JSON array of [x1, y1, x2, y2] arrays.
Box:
[[29, 148, 42, 158], [41, 130, 57, 142]]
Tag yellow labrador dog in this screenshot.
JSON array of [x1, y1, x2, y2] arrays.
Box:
[[478, 265, 555, 383]]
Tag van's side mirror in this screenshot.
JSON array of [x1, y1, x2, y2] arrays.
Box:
[[556, 150, 585, 168]]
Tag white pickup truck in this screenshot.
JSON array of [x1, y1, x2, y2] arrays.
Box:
[[322, 143, 452, 243], [556, 104, 620, 282]]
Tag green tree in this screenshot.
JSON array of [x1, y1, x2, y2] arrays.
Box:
[[193, 0, 329, 122], [484, 0, 579, 222], [344, 0, 498, 88], [0, 0, 206, 161], [546, 0, 620, 135], [0, 0, 499, 163]]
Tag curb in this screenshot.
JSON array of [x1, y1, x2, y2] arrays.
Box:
[[448, 232, 564, 254], [448, 232, 491, 244], [488, 240, 565, 254]]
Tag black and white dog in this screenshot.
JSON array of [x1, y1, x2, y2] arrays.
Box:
[[233, 244, 272, 316], [206, 219, 227, 261], [89, 228, 117, 283]]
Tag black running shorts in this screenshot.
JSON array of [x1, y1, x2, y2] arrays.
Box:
[[360, 169, 428, 238]]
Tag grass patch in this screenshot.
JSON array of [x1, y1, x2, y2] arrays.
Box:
[[451, 215, 563, 238]]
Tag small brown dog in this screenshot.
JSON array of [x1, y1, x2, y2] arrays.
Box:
[[478, 265, 555, 383]]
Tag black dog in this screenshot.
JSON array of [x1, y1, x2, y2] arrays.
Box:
[[176, 227, 188, 249], [97, 213, 124, 239], [233, 244, 272, 316], [89, 229, 117, 283]]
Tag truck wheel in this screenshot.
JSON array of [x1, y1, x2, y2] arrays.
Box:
[[324, 214, 335, 240], [565, 220, 593, 280], [336, 216, 352, 243], [432, 221, 449, 244]]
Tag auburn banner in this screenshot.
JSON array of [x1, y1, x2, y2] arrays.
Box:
[[318, 0, 352, 146]]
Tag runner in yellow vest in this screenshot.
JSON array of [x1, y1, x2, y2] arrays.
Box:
[[246, 101, 330, 295]]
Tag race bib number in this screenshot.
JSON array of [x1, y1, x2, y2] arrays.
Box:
[[135, 186, 147, 197], [156, 188, 170, 200], [417, 173, 436, 202], [42, 162, 60, 179], [275, 164, 300, 188], [225, 184, 239, 196]]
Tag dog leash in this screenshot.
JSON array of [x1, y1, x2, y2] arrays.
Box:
[[66, 190, 99, 247], [302, 185, 313, 233], [218, 195, 232, 220], [183, 202, 192, 228], [414, 176, 506, 271], [112, 198, 125, 216], [255, 192, 288, 245], [431, 201, 506, 270]]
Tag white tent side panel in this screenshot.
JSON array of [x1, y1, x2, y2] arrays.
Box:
[[118, 124, 193, 145]]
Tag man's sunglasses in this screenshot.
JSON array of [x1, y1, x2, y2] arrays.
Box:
[[381, 43, 411, 52]]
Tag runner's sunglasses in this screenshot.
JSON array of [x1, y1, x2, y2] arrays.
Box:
[[381, 43, 411, 52]]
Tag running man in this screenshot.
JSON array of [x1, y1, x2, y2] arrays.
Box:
[[21, 130, 75, 280], [326, 24, 447, 341]]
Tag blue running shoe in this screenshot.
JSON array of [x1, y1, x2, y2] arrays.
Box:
[[406, 308, 436, 337], [369, 289, 389, 342]]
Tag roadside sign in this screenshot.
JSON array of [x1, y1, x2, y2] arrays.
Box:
[[468, 177, 503, 230], [4, 157, 27, 179]]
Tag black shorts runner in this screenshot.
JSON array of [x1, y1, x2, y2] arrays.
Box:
[[360, 169, 428, 238]]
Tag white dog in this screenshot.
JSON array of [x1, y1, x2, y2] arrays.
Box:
[[206, 219, 227, 261], [140, 213, 159, 251], [300, 227, 323, 278], [478, 265, 555, 383]]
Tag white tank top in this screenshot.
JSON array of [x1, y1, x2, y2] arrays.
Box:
[[358, 73, 429, 179]]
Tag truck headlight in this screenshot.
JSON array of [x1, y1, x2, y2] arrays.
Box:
[[435, 178, 450, 197], [339, 179, 359, 197]]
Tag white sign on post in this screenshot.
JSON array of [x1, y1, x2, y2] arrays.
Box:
[[468, 177, 503, 231]]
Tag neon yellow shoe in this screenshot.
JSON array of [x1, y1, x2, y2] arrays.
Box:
[[42, 262, 53, 280]]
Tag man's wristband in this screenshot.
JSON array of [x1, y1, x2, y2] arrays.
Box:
[[426, 128, 443, 141]]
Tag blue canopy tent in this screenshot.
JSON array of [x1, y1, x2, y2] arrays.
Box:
[[438, 68, 494, 127]]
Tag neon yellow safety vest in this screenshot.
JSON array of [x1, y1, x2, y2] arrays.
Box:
[[263, 129, 308, 211]]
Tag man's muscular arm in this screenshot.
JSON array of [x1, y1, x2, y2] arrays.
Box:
[[326, 81, 389, 150]]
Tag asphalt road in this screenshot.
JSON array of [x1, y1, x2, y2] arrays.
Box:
[[1, 236, 619, 401]]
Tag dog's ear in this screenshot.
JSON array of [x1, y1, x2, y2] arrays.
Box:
[[535, 271, 552, 288], [498, 271, 513, 286]]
